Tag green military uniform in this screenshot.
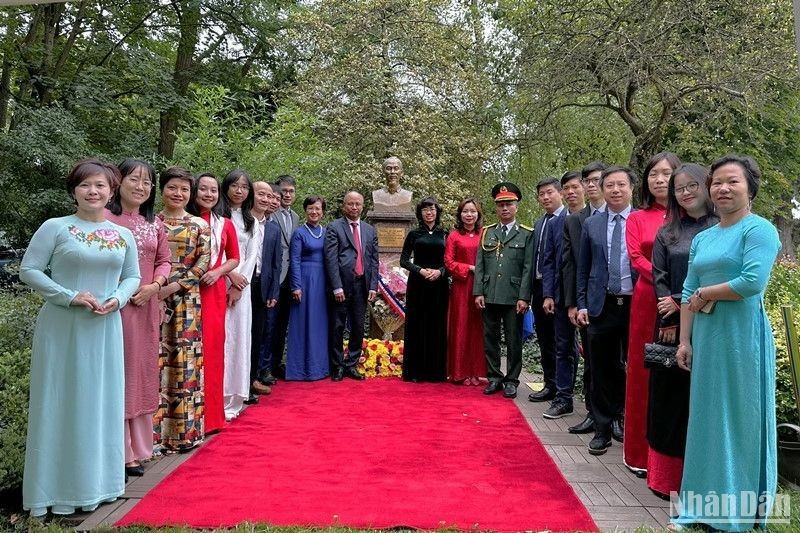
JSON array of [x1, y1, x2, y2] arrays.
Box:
[[473, 221, 534, 386]]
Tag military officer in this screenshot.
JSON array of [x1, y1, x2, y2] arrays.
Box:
[[473, 182, 534, 399]]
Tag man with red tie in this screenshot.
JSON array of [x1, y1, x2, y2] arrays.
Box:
[[324, 191, 380, 381]]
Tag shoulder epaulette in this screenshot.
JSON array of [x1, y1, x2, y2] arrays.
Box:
[[519, 224, 533, 231]]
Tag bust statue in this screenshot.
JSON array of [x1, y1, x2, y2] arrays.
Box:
[[372, 156, 413, 213]]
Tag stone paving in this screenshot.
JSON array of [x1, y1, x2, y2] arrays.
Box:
[[74, 370, 670, 531]]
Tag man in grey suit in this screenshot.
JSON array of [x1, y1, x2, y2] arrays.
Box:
[[271, 174, 300, 377], [324, 191, 379, 381]]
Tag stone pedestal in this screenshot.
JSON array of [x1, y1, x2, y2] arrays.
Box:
[[366, 209, 416, 340]]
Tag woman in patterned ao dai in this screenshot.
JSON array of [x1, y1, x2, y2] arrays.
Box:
[[154, 167, 210, 452], [105, 159, 171, 478], [21, 160, 140, 517]]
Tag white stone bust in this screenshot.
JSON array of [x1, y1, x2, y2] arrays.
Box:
[[372, 156, 413, 212]]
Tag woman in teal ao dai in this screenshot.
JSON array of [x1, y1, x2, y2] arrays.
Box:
[[20, 160, 140, 517], [673, 155, 780, 531]]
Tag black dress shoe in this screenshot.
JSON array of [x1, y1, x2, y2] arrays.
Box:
[[243, 393, 259, 405], [527, 387, 555, 402], [630, 468, 647, 479], [612, 419, 624, 442], [346, 367, 365, 380], [568, 414, 595, 434], [502, 382, 517, 398], [332, 367, 344, 381], [587, 434, 612, 455], [483, 381, 502, 395], [125, 464, 144, 477]]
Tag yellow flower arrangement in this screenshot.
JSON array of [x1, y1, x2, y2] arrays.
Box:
[[350, 338, 404, 378]]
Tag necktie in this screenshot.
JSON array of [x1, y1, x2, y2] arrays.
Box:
[[536, 213, 554, 279], [351, 222, 364, 276], [608, 214, 622, 294], [501, 225, 508, 239]]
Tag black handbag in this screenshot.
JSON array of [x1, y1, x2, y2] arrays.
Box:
[[644, 342, 678, 369]]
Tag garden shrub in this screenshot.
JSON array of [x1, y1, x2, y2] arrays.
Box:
[[766, 260, 800, 425], [0, 290, 41, 492]]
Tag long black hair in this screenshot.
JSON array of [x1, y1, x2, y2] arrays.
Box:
[[107, 159, 157, 222], [640, 152, 681, 208], [188, 172, 226, 217], [218, 169, 255, 233], [662, 163, 716, 244]]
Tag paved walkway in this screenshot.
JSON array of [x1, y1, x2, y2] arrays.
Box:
[[74, 371, 670, 531]]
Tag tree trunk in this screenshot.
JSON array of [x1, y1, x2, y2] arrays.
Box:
[[776, 214, 797, 260], [158, 0, 201, 159]]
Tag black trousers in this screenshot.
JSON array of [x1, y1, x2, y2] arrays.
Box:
[[579, 327, 593, 413], [251, 275, 278, 381], [483, 303, 523, 385], [329, 276, 367, 370], [532, 281, 556, 390], [588, 295, 630, 438], [270, 285, 292, 371]]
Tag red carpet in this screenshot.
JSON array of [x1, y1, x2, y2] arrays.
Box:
[[117, 379, 597, 532]]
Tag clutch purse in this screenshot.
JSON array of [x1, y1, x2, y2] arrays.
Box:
[[644, 342, 678, 369]]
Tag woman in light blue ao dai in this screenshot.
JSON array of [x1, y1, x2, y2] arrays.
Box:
[[20, 160, 140, 517], [673, 155, 780, 531]]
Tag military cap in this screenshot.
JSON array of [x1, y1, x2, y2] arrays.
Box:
[[492, 182, 522, 202]]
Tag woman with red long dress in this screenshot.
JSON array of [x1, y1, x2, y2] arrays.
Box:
[[623, 151, 680, 476], [189, 173, 239, 433], [444, 198, 486, 384]]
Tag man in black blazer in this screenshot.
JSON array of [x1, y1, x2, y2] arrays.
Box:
[[251, 182, 284, 394], [324, 191, 379, 381], [576, 166, 637, 455], [539, 171, 585, 419], [527, 177, 564, 403], [561, 161, 607, 433]]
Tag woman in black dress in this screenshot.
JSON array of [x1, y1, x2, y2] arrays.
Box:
[[649, 163, 717, 497], [401, 196, 449, 382]]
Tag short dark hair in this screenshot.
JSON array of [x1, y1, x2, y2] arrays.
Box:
[[108, 159, 157, 222], [454, 198, 483, 231], [600, 166, 637, 188], [641, 151, 681, 208], [188, 172, 225, 217], [560, 170, 581, 187], [581, 161, 606, 180], [66, 159, 120, 196], [536, 177, 561, 192], [415, 196, 442, 227], [303, 195, 326, 212], [275, 175, 296, 187], [709, 154, 761, 200], [159, 166, 194, 191], [220, 169, 255, 233]]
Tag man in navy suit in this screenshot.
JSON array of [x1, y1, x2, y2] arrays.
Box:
[[251, 182, 284, 394], [324, 191, 379, 381], [562, 161, 607, 433], [539, 171, 585, 419], [527, 177, 564, 403], [576, 166, 637, 455]]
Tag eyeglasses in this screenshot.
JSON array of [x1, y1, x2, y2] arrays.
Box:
[[581, 177, 601, 185], [229, 183, 249, 191], [124, 176, 153, 189], [421, 206, 437, 212], [675, 182, 700, 195]]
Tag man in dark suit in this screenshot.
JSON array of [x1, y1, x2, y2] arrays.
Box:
[[539, 171, 585, 419], [324, 191, 379, 381], [576, 166, 637, 455], [251, 182, 284, 394], [474, 182, 534, 399], [527, 177, 564, 403], [271, 175, 300, 378], [562, 161, 607, 433]]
